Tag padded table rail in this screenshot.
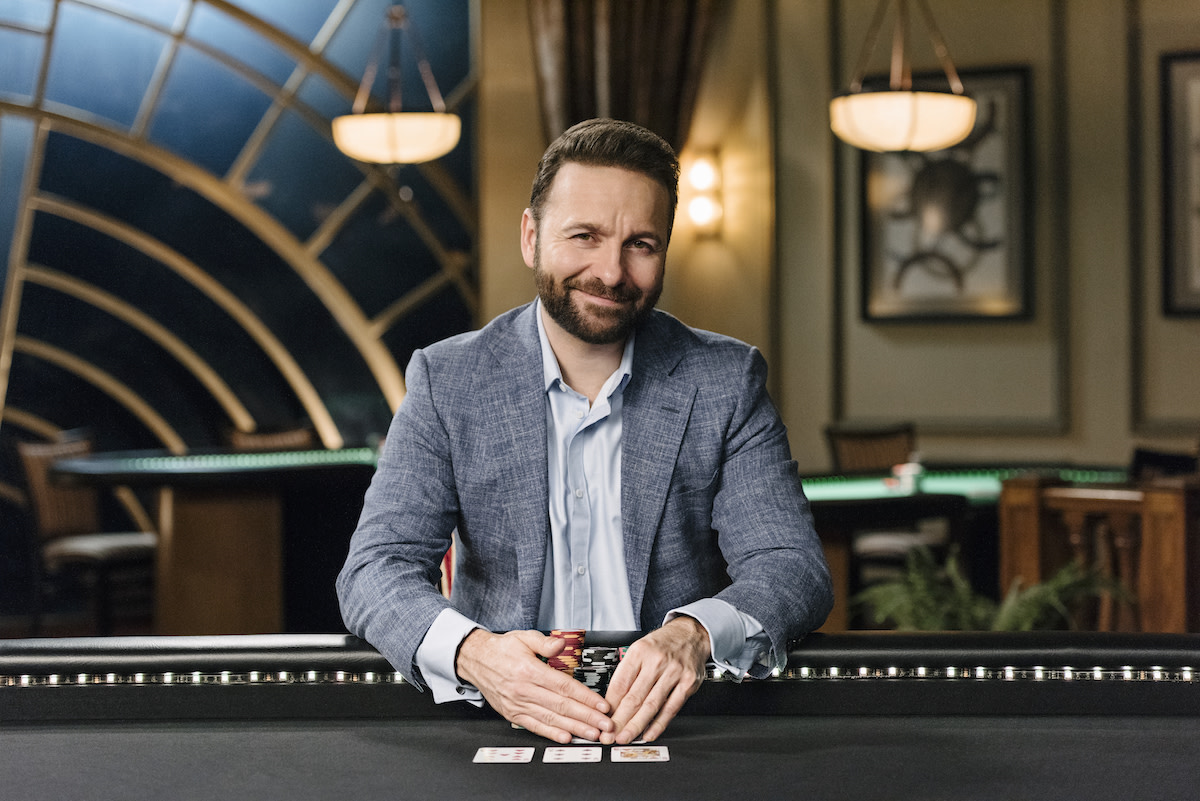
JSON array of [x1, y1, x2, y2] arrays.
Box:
[[4, 631, 1200, 722]]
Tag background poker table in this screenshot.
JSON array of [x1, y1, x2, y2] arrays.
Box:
[[3, 631, 1198, 801], [799, 463, 1127, 506], [50, 448, 378, 633], [800, 464, 1127, 628]]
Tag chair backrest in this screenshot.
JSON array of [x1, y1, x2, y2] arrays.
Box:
[[1129, 447, 1199, 482], [824, 423, 916, 473], [999, 474, 1200, 632], [17, 437, 101, 540], [227, 426, 315, 452]]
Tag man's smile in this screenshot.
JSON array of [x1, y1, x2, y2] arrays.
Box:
[[566, 279, 641, 307]]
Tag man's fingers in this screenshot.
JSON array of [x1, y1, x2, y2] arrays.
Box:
[[604, 656, 666, 743], [639, 680, 694, 742], [509, 690, 608, 743], [613, 666, 702, 744], [602, 624, 709, 744], [601, 654, 638, 714], [457, 630, 614, 742]]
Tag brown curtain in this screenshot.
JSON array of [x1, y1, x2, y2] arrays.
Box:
[[528, 0, 720, 153]]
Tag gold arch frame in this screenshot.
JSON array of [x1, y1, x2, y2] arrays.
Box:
[[0, 0, 479, 451], [14, 336, 187, 454], [24, 263, 256, 433]]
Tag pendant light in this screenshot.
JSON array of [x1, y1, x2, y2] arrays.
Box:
[[332, 5, 461, 164], [830, 0, 976, 152]]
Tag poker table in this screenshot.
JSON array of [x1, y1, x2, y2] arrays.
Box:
[[2, 631, 1198, 800], [800, 465, 1127, 629], [49, 448, 378, 634], [48, 452, 1125, 635], [800, 464, 1126, 506]]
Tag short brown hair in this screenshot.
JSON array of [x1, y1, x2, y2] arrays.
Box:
[[528, 118, 680, 237]]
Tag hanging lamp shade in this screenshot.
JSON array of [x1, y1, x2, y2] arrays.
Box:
[[830, 90, 976, 152], [332, 112, 460, 164], [332, 5, 460, 164], [830, 0, 977, 152]]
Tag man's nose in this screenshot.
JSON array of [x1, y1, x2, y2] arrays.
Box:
[[592, 242, 626, 286]]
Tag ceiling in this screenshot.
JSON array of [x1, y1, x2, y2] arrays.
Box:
[[0, 0, 477, 460]]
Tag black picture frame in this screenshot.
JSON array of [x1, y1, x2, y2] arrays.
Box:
[[860, 67, 1031, 322], [1162, 51, 1200, 316]]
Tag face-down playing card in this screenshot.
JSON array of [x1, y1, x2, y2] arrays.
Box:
[[473, 747, 535, 763], [543, 746, 602, 763]]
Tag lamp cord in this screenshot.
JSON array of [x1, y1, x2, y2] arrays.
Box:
[[349, 4, 448, 116], [845, 0, 965, 96]]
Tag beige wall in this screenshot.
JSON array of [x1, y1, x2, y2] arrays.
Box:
[[478, 0, 545, 321], [1137, 0, 1200, 431], [478, 0, 776, 357], [660, 0, 775, 376], [828, 0, 1069, 461], [481, 0, 1200, 473]]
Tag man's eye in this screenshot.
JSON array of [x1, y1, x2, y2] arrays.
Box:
[[629, 240, 655, 251]]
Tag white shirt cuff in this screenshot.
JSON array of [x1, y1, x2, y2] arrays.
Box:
[[665, 598, 772, 680], [414, 607, 487, 705]]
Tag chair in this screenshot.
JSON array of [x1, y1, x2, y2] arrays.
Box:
[[227, 426, 315, 452], [17, 434, 157, 635], [1128, 446, 1198, 482], [824, 422, 917, 474], [818, 423, 967, 629], [812, 492, 970, 630], [999, 474, 1200, 632]]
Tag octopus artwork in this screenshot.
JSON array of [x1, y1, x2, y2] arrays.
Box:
[[862, 70, 1028, 320], [887, 99, 1000, 293]]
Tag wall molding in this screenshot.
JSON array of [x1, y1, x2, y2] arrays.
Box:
[[830, 0, 1071, 437]]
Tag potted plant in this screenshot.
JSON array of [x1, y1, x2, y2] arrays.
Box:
[[852, 546, 1126, 631]]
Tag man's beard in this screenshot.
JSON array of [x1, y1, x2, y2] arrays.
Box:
[[534, 249, 661, 346]]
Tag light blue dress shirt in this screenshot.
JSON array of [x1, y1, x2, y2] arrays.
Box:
[[537, 310, 637, 630], [415, 301, 772, 703]]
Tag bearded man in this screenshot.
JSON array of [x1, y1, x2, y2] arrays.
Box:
[[338, 118, 832, 746]]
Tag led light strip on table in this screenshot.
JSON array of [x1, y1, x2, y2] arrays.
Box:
[[6, 663, 1197, 689]]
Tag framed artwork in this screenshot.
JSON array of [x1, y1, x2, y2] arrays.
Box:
[[1162, 51, 1200, 316], [860, 68, 1031, 321]]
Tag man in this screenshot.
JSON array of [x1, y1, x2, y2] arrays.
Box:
[[338, 118, 832, 746]]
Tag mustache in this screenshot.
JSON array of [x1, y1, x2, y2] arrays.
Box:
[[565, 278, 642, 303]]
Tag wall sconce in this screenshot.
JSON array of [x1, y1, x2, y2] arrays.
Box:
[[332, 5, 461, 164], [829, 0, 977, 152], [686, 151, 723, 238]]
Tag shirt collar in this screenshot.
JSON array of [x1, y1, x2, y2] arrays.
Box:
[[535, 298, 635, 397]]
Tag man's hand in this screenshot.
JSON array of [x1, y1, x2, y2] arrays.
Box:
[[601, 616, 710, 744], [454, 629, 615, 744]]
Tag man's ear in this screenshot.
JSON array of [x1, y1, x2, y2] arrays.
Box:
[[520, 209, 537, 270]]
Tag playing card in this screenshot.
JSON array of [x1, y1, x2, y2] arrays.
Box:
[[544, 746, 602, 763], [611, 745, 669, 762], [473, 747, 535, 763]]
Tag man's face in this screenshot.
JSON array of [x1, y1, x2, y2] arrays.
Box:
[[521, 162, 670, 346]]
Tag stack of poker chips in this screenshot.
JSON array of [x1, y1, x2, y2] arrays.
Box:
[[547, 629, 586, 674], [574, 646, 621, 695]]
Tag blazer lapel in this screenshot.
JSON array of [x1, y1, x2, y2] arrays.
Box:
[[484, 305, 550, 627], [620, 316, 696, 622]]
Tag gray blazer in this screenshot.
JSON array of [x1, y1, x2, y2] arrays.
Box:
[[337, 303, 832, 687]]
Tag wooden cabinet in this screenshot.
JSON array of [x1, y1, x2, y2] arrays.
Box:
[[999, 475, 1200, 632]]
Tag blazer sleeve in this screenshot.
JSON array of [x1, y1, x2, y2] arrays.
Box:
[[705, 346, 834, 663], [336, 349, 458, 687]]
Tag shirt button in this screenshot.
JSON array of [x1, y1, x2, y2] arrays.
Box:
[[576, 565, 587, 576], [575, 409, 584, 419], [574, 488, 584, 498]]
